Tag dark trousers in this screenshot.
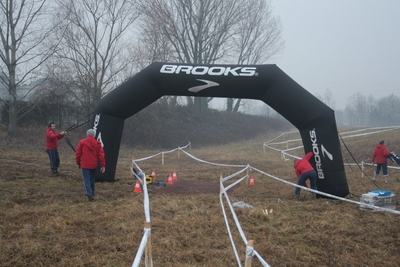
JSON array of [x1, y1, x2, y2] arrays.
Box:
[[295, 170, 317, 195], [46, 149, 60, 172], [375, 163, 388, 176]]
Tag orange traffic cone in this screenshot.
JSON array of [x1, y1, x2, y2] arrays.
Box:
[[249, 176, 255, 186], [167, 174, 173, 185], [133, 180, 142, 193], [172, 170, 178, 180], [151, 169, 156, 180]]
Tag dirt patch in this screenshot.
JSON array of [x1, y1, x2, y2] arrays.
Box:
[[152, 179, 239, 195]]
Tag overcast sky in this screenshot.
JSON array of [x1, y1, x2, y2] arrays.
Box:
[[271, 0, 400, 109]]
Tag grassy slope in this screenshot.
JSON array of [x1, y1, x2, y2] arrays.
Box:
[[0, 121, 400, 266]]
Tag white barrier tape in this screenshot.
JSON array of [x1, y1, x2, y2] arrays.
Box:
[[245, 245, 254, 258], [263, 138, 302, 146], [221, 188, 248, 245], [132, 228, 151, 267], [263, 133, 285, 144], [220, 166, 249, 183], [253, 250, 271, 267], [219, 193, 243, 267], [131, 168, 144, 184], [222, 175, 247, 192], [179, 148, 247, 168], [263, 145, 282, 152], [142, 172, 151, 222], [132, 143, 191, 163], [345, 162, 400, 170], [133, 152, 163, 162], [340, 126, 400, 138], [132, 162, 143, 174], [250, 166, 400, 215]]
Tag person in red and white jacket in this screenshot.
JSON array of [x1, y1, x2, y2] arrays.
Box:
[[75, 129, 106, 201], [293, 151, 317, 200], [46, 122, 66, 176], [371, 140, 392, 183]]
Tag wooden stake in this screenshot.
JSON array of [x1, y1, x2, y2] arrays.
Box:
[[245, 240, 254, 267], [361, 161, 364, 178], [144, 222, 152, 266]]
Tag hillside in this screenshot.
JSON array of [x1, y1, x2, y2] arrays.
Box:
[[121, 103, 292, 148]]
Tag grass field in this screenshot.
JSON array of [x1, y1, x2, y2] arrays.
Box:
[[1, 127, 400, 266]]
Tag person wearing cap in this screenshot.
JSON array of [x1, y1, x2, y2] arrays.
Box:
[[75, 129, 106, 201], [371, 140, 392, 183], [46, 122, 67, 176], [293, 151, 317, 200]]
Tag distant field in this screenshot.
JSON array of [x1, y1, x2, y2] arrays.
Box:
[[1, 127, 399, 266]]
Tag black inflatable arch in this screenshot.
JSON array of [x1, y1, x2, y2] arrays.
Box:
[[92, 62, 349, 197]]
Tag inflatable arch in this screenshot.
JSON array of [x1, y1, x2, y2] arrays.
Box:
[[92, 62, 349, 197]]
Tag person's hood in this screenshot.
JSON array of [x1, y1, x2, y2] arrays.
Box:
[[377, 144, 386, 150], [83, 136, 98, 151]]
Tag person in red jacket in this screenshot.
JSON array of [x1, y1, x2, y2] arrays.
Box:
[[293, 151, 317, 200], [371, 140, 392, 183], [75, 129, 106, 201], [46, 122, 66, 176]]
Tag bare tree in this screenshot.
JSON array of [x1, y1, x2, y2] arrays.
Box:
[[139, 0, 283, 112], [370, 94, 400, 126], [0, 0, 59, 136], [227, 0, 284, 112], [315, 88, 336, 109], [53, 0, 140, 114], [345, 92, 374, 126]]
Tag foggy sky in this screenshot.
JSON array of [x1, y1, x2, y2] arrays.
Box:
[[271, 0, 400, 109]]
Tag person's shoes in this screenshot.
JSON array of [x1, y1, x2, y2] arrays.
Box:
[[372, 178, 376, 182], [294, 194, 299, 200], [385, 180, 388, 184], [52, 172, 59, 177], [88, 197, 94, 201], [312, 193, 317, 200]]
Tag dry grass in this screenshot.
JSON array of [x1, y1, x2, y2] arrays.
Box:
[[1, 128, 400, 266]]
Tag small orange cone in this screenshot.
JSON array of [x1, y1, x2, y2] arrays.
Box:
[[249, 176, 255, 186], [172, 170, 178, 180], [133, 180, 142, 193], [167, 174, 173, 185], [151, 169, 156, 180]]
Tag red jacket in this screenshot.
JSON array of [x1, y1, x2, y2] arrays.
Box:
[[372, 144, 391, 164], [46, 128, 65, 150], [75, 136, 106, 169], [294, 152, 314, 178]]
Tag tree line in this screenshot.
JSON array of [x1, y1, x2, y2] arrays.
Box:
[[0, 0, 396, 137], [0, 0, 284, 137]]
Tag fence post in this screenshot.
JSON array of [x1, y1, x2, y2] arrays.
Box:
[[361, 161, 364, 178], [162, 152, 164, 165], [144, 222, 152, 267], [245, 240, 254, 267]]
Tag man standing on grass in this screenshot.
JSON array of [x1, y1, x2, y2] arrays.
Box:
[[46, 122, 66, 176], [75, 129, 106, 201]]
